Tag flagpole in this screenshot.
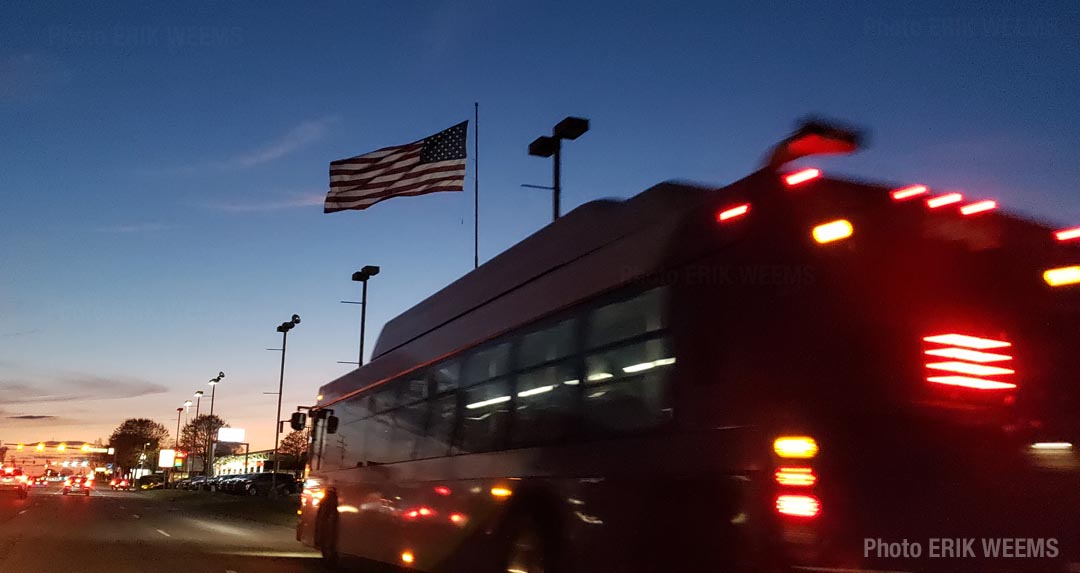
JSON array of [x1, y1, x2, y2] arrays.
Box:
[[473, 102, 479, 270]]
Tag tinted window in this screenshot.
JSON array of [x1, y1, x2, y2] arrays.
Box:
[[458, 379, 511, 453], [463, 342, 511, 386], [511, 361, 578, 446], [371, 381, 402, 413], [417, 393, 456, 459], [363, 413, 396, 465], [587, 288, 667, 349], [518, 318, 576, 369], [432, 360, 460, 394], [583, 336, 675, 434], [394, 399, 428, 460]]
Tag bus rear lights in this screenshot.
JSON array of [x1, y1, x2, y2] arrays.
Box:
[[1044, 266, 1080, 287], [784, 168, 822, 187], [891, 185, 928, 201], [927, 193, 963, 209], [775, 467, 817, 487], [922, 334, 1011, 349], [773, 436, 819, 459], [927, 376, 1017, 390], [960, 200, 997, 215], [1055, 227, 1080, 242], [775, 495, 821, 518], [812, 219, 853, 244], [717, 203, 751, 222], [924, 347, 1012, 362], [925, 362, 1015, 377]]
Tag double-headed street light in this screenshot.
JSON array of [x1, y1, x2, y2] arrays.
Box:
[[528, 116, 590, 222], [206, 372, 224, 476], [350, 265, 380, 367], [272, 314, 301, 496]]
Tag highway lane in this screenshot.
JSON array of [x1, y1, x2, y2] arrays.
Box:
[[0, 484, 322, 573]]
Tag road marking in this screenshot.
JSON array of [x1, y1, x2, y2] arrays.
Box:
[[155, 529, 171, 537], [17, 510, 28, 516], [218, 550, 320, 558], [226, 570, 238, 573], [132, 514, 141, 519]]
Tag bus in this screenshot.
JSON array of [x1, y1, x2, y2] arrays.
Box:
[[297, 123, 1080, 572]]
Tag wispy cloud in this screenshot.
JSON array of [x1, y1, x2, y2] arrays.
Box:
[[220, 117, 337, 169], [7, 415, 57, 421], [1, 329, 41, 338], [95, 222, 182, 234], [0, 375, 168, 405], [202, 191, 325, 213]]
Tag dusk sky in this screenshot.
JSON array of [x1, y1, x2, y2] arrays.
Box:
[[2, 1, 1077, 450]]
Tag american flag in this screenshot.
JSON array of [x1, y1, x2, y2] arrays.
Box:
[[324, 121, 468, 213]]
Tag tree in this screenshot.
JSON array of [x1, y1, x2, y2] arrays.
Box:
[[179, 415, 236, 457], [279, 429, 310, 459], [109, 418, 170, 473]]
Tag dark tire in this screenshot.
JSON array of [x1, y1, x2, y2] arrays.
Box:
[[317, 497, 340, 569], [247, 485, 258, 496], [498, 508, 561, 573]]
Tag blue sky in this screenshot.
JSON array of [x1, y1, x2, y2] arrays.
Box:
[[1, 0, 1078, 449]]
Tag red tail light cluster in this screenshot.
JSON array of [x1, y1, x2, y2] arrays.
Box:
[[772, 436, 821, 519], [923, 333, 1015, 390]]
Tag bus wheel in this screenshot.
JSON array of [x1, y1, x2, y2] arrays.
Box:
[[317, 500, 339, 569]]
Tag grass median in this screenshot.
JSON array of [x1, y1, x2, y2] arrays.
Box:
[[141, 489, 300, 527]]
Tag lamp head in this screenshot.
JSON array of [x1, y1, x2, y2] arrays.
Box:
[[291, 314, 301, 325], [194, 390, 204, 398], [360, 265, 380, 276], [553, 116, 589, 140], [528, 135, 557, 158]]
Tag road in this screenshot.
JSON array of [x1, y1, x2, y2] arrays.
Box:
[[0, 484, 322, 573]]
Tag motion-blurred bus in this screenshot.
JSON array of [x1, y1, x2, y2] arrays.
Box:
[[297, 123, 1080, 572]]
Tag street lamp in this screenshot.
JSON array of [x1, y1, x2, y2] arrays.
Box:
[[528, 116, 590, 221], [174, 407, 183, 449], [207, 372, 224, 475], [271, 314, 301, 496], [350, 265, 380, 366]]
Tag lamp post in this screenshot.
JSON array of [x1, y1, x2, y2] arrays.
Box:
[[174, 407, 183, 449], [350, 265, 380, 366], [272, 314, 301, 497], [207, 372, 224, 475], [182, 400, 192, 474], [528, 116, 590, 222]]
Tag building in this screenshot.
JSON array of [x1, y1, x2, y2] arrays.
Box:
[[0, 440, 114, 477]]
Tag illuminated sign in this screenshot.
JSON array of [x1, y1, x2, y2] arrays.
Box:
[[158, 449, 176, 469], [217, 428, 245, 443]]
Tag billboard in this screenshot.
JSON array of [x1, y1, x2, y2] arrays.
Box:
[[217, 428, 245, 443], [158, 449, 176, 468]]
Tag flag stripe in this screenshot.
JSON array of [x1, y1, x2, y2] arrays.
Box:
[[327, 170, 466, 203], [330, 153, 421, 186], [325, 184, 464, 212], [330, 162, 465, 194], [330, 146, 422, 176], [329, 142, 421, 167]]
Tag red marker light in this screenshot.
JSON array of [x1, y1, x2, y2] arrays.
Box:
[[1055, 227, 1080, 242], [449, 512, 467, 524], [923, 334, 1011, 349], [891, 185, 928, 201], [784, 168, 822, 187], [960, 200, 997, 215], [927, 193, 963, 209], [716, 203, 750, 222], [434, 486, 451, 496], [775, 467, 817, 487]]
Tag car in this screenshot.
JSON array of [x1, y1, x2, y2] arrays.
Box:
[[0, 467, 29, 499], [110, 477, 131, 491], [186, 475, 206, 491], [31, 476, 48, 488], [203, 475, 224, 492], [62, 475, 92, 496], [237, 472, 297, 496]]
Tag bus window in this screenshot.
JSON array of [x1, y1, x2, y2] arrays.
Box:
[[458, 379, 511, 453], [371, 381, 403, 414], [364, 413, 397, 465], [586, 288, 667, 349], [584, 335, 674, 434], [511, 361, 578, 447], [432, 360, 460, 394], [518, 318, 576, 369], [464, 342, 511, 383], [395, 398, 428, 462], [417, 392, 457, 459]]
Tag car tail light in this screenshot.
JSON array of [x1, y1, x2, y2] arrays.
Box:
[[776, 495, 821, 518], [923, 332, 1015, 391]]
